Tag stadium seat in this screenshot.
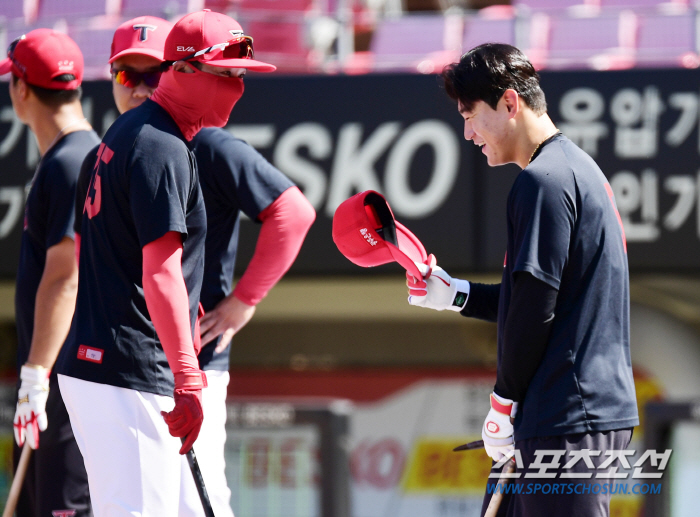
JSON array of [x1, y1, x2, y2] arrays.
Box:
[[545, 11, 636, 69], [120, 0, 190, 18], [37, 0, 107, 20], [231, 0, 317, 10], [599, 0, 687, 8], [243, 18, 312, 72], [512, 0, 599, 10], [370, 14, 459, 72], [635, 11, 698, 67], [68, 25, 116, 78], [462, 11, 516, 51], [1, 0, 26, 22]]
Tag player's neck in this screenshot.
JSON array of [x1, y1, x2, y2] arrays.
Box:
[[30, 102, 91, 156], [516, 113, 558, 169]]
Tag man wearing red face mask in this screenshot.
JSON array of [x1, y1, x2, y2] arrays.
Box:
[[56, 10, 281, 514], [72, 12, 315, 516]]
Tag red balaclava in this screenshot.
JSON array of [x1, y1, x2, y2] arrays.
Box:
[[152, 63, 244, 141]]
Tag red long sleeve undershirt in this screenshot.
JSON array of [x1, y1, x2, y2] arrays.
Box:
[[142, 231, 202, 388], [232, 187, 315, 306]]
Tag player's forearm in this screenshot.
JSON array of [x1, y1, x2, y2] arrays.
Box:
[[233, 187, 315, 306], [27, 270, 78, 368], [495, 272, 557, 401], [142, 232, 199, 376], [460, 282, 501, 322]]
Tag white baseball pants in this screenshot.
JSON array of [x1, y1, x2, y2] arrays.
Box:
[[58, 374, 203, 517]]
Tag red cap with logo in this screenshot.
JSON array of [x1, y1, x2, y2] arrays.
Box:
[[332, 191, 428, 279], [165, 10, 276, 72], [0, 29, 83, 90], [110, 16, 174, 64]]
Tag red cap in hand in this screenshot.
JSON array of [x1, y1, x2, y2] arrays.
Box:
[[332, 190, 428, 279]]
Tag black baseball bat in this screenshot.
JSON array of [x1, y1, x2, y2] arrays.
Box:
[[453, 439, 484, 452], [182, 439, 216, 517]]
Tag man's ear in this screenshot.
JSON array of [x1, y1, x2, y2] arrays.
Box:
[[14, 77, 30, 101], [501, 89, 520, 118]]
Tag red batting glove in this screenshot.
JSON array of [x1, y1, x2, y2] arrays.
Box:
[[161, 370, 207, 454]]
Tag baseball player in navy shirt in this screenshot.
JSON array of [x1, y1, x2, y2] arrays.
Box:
[[64, 10, 313, 515], [407, 44, 639, 516], [1, 29, 97, 517]]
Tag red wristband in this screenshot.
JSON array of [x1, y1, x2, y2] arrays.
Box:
[[174, 370, 207, 390], [490, 393, 513, 416]]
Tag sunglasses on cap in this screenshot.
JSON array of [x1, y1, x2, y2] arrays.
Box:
[[111, 69, 162, 88], [7, 35, 26, 76], [162, 33, 254, 69]]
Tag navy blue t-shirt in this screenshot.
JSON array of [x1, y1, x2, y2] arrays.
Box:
[[191, 127, 294, 371], [58, 100, 206, 397], [497, 134, 639, 441], [15, 130, 100, 371]]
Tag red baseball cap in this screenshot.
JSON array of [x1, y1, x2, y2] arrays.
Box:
[[110, 16, 174, 64], [165, 10, 276, 72], [0, 29, 83, 90], [332, 191, 428, 279]]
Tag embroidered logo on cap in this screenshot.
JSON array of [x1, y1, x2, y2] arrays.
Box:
[[133, 24, 157, 42], [57, 60, 74, 71], [359, 228, 377, 246], [176, 46, 195, 52]]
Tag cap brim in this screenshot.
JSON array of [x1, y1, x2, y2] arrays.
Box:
[[109, 48, 165, 64], [0, 58, 12, 75], [385, 221, 427, 279], [204, 57, 276, 72]]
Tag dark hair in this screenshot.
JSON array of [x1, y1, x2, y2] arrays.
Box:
[[442, 43, 546, 115], [12, 73, 82, 107]]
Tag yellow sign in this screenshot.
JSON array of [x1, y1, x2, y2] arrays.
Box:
[[402, 438, 492, 494]]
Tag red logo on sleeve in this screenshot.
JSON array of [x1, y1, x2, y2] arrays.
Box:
[[77, 345, 104, 364]]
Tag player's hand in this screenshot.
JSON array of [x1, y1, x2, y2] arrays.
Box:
[[14, 364, 50, 449], [482, 392, 518, 461], [407, 256, 470, 312], [199, 295, 256, 353], [162, 370, 207, 454]]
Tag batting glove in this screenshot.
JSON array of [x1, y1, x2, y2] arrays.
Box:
[[482, 392, 518, 461], [162, 370, 207, 454], [14, 364, 50, 449], [407, 257, 470, 312]]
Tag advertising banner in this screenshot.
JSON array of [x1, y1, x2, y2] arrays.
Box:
[[1, 69, 700, 277]]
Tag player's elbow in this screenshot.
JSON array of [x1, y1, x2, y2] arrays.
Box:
[[296, 192, 316, 232], [286, 187, 316, 233]]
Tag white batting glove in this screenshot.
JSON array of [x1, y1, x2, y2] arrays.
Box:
[[482, 392, 518, 461], [407, 261, 470, 312], [14, 364, 50, 449]]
